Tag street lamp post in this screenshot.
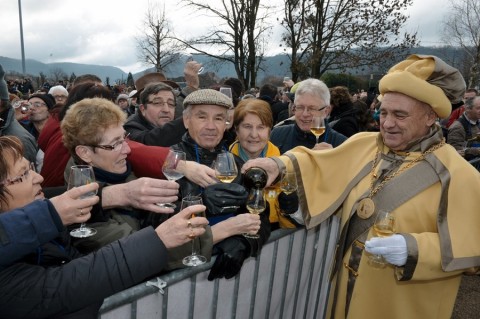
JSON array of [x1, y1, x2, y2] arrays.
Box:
[[18, 0, 26, 75]]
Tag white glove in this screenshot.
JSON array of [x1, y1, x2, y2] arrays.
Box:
[[365, 234, 408, 267]]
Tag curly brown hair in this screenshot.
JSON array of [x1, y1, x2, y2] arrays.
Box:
[[329, 86, 353, 109]]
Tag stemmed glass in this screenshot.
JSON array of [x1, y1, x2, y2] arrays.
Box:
[[279, 171, 298, 195], [157, 150, 186, 209], [214, 152, 238, 183], [182, 195, 207, 266], [310, 116, 326, 144], [219, 87, 234, 126], [68, 165, 97, 238], [243, 188, 266, 239], [368, 210, 396, 268]]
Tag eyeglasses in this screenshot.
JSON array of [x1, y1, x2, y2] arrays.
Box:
[[1, 162, 36, 186], [30, 101, 47, 108], [147, 99, 176, 109], [53, 95, 67, 101], [89, 132, 130, 152], [294, 105, 327, 114]]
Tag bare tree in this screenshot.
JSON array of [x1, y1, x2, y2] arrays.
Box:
[[280, 0, 418, 81], [49, 67, 67, 83], [443, 0, 480, 89], [136, 2, 183, 73], [179, 0, 273, 89]]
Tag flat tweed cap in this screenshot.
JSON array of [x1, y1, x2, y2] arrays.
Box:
[[379, 54, 466, 119], [183, 89, 233, 109]]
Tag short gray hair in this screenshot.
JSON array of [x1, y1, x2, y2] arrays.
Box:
[[294, 78, 330, 106], [48, 85, 68, 96]]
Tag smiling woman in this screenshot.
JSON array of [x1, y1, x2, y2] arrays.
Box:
[[60, 97, 140, 252]]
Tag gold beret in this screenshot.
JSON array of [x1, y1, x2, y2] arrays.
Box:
[[379, 54, 466, 119]]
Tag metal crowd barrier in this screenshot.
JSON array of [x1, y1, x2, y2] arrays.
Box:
[[99, 215, 340, 319]]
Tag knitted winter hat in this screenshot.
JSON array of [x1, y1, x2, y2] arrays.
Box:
[[379, 54, 466, 119], [28, 93, 56, 109], [183, 89, 233, 109], [116, 94, 129, 103]]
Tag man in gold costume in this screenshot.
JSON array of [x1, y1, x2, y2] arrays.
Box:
[[244, 55, 480, 319]]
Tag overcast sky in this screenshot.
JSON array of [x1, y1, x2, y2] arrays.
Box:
[[1, 0, 451, 74]]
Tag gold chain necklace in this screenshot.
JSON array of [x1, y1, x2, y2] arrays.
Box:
[[356, 141, 445, 219]]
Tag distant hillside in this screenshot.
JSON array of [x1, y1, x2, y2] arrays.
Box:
[[0, 56, 127, 83], [0, 46, 464, 84]]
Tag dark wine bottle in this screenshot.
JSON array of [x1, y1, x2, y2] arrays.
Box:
[[243, 167, 268, 189]]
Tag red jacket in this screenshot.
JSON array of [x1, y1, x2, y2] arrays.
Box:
[[38, 114, 168, 187]]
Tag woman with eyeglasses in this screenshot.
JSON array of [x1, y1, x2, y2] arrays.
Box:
[[60, 97, 214, 258], [0, 135, 208, 318]]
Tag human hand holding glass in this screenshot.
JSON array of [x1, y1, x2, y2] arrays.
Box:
[[158, 150, 186, 209], [182, 195, 207, 266], [368, 210, 396, 268], [243, 188, 265, 239], [310, 116, 326, 144], [68, 165, 97, 238], [214, 152, 238, 183]]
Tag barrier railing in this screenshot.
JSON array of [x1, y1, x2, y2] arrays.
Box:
[[100, 215, 340, 319]]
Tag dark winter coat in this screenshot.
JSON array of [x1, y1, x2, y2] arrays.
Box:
[[270, 122, 347, 154]]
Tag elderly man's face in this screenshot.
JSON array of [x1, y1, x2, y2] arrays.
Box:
[[293, 93, 328, 132], [183, 104, 227, 150], [379, 92, 437, 151]]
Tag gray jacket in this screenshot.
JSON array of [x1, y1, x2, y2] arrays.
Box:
[[0, 105, 37, 163]]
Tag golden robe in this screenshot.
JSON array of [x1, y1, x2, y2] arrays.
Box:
[[277, 129, 480, 319]]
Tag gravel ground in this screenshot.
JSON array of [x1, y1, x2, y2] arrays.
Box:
[[451, 275, 480, 319]]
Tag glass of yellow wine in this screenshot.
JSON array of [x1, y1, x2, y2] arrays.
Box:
[[214, 152, 238, 183], [368, 210, 396, 268], [280, 171, 298, 195], [243, 188, 266, 239], [310, 116, 326, 144]]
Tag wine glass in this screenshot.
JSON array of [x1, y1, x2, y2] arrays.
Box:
[[157, 150, 186, 209], [68, 165, 97, 238], [279, 171, 298, 195], [182, 195, 207, 267], [220, 87, 234, 126], [310, 116, 326, 144], [243, 188, 266, 239], [214, 152, 238, 183], [368, 210, 396, 268]]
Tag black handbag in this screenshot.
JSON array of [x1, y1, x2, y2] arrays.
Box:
[[202, 183, 248, 216]]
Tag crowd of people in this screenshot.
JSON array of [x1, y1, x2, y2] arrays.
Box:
[[0, 53, 479, 319]]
